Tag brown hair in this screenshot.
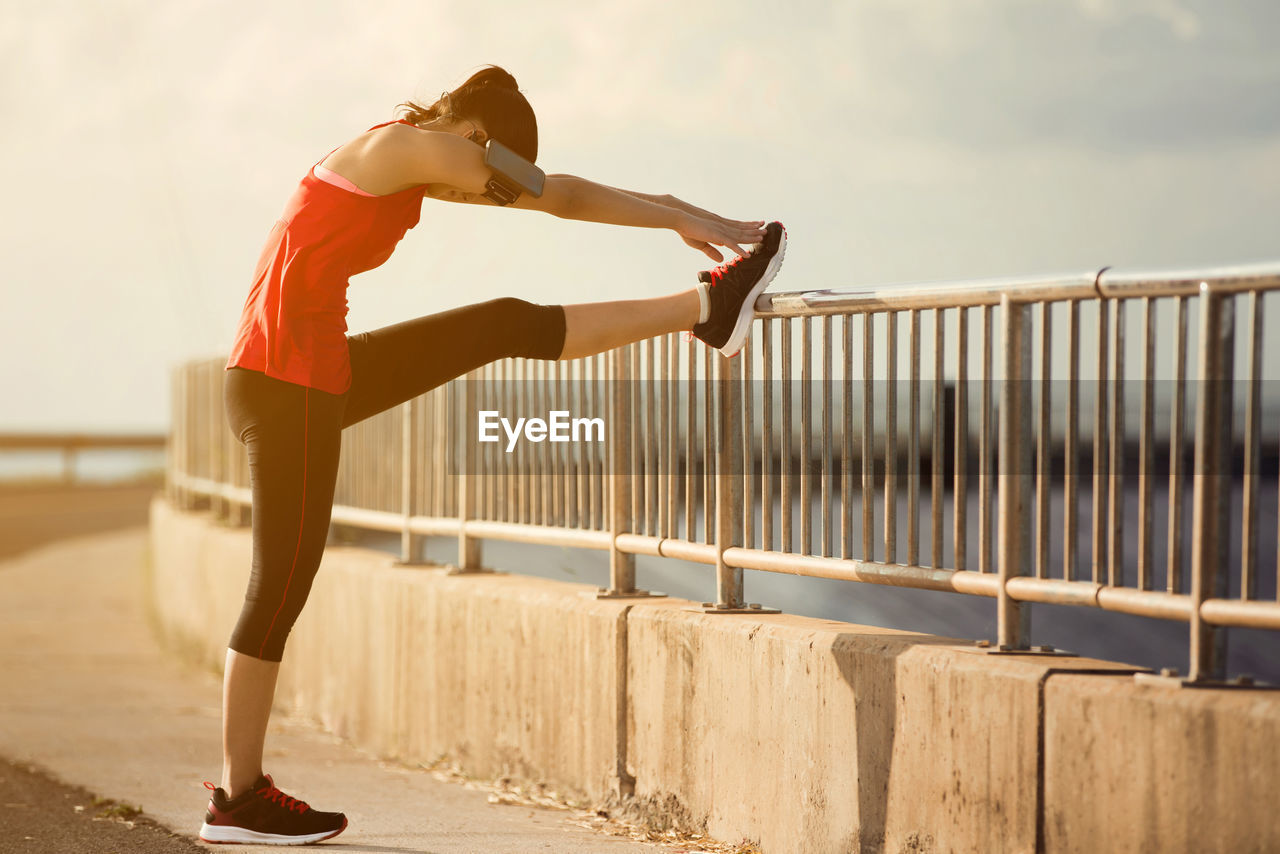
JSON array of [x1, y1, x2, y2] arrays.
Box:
[[397, 65, 538, 162]]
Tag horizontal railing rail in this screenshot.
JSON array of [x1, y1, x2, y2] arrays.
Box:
[[169, 263, 1280, 684], [1, 432, 167, 484]]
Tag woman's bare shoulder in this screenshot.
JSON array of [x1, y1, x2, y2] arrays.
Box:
[[318, 121, 484, 195], [326, 121, 413, 160], [344, 122, 461, 165], [314, 123, 425, 194]]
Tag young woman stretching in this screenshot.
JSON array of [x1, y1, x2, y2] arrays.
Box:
[[199, 65, 786, 845]]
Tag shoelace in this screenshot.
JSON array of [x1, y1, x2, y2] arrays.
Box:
[[705, 252, 748, 286], [203, 779, 310, 814], [258, 781, 310, 814]]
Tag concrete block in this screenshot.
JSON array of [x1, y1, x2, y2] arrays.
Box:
[[626, 606, 872, 852], [881, 646, 1075, 854], [624, 603, 1134, 854], [282, 558, 632, 801], [1044, 674, 1280, 854]]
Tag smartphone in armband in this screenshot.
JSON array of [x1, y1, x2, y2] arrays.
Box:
[[482, 139, 545, 206]]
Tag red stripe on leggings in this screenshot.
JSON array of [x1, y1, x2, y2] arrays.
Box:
[[260, 388, 309, 659]]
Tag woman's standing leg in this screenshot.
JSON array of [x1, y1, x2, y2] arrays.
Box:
[[219, 649, 280, 797], [220, 368, 346, 798]]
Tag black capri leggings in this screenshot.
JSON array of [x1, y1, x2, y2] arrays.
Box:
[[223, 297, 566, 661]]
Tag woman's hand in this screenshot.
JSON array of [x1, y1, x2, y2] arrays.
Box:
[[623, 190, 765, 262], [676, 212, 767, 263]]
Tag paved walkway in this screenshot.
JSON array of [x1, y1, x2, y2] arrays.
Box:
[[0, 512, 669, 853]]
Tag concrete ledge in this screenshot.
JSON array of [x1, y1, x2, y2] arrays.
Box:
[[1045, 674, 1280, 854], [150, 498, 1280, 853]]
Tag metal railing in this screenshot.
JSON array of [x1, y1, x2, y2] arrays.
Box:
[[169, 263, 1280, 684], [1, 432, 166, 484]]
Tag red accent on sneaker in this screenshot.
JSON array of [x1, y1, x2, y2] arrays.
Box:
[[257, 775, 310, 814], [703, 252, 748, 286]]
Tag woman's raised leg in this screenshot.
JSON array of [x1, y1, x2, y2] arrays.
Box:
[[342, 288, 702, 427], [342, 223, 786, 429], [557, 289, 701, 360]]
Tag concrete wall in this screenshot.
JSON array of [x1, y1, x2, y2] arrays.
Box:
[[149, 498, 1280, 853], [1044, 674, 1280, 854]]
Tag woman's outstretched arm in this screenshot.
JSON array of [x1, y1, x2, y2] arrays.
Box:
[[374, 126, 765, 258], [520, 174, 764, 258]]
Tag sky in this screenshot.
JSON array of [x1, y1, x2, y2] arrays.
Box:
[[3, 0, 1279, 432]]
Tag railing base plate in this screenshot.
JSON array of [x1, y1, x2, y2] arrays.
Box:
[[391, 560, 448, 570], [445, 565, 501, 576], [975, 642, 1077, 657], [686, 603, 781, 614], [1134, 672, 1278, 690], [592, 589, 667, 600]]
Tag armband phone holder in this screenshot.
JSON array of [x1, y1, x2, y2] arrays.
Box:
[[482, 139, 545, 206]]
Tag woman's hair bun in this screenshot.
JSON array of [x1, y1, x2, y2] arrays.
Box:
[[396, 64, 537, 162], [462, 65, 519, 92]]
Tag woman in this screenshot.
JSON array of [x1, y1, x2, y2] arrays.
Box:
[[199, 65, 785, 845]]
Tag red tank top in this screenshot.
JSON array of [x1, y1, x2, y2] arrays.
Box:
[[226, 120, 429, 394]]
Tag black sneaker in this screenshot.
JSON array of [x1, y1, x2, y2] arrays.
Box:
[[692, 220, 787, 357], [199, 774, 347, 845]]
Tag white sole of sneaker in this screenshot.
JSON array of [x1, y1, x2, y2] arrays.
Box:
[[719, 227, 788, 358], [199, 820, 347, 845]]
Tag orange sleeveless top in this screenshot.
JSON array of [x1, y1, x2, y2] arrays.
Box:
[[226, 120, 429, 394]]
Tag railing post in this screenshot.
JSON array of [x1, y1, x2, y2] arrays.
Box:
[[206, 361, 225, 521], [454, 373, 486, 572], [61, 446, 76, 485], [178, 364, 188, 508], [715, 352, 745, 608], [598, 344, 664, 599], [997, 295, 1033, 650], [1188, 285, 1234, 682], [603, 346, 638, 594], [185, 361, 201, 511], [703, 351, 776, 614], [398, 397, 423, 565], [225, 362, 248, 527], [166, 368, 176, 504]]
